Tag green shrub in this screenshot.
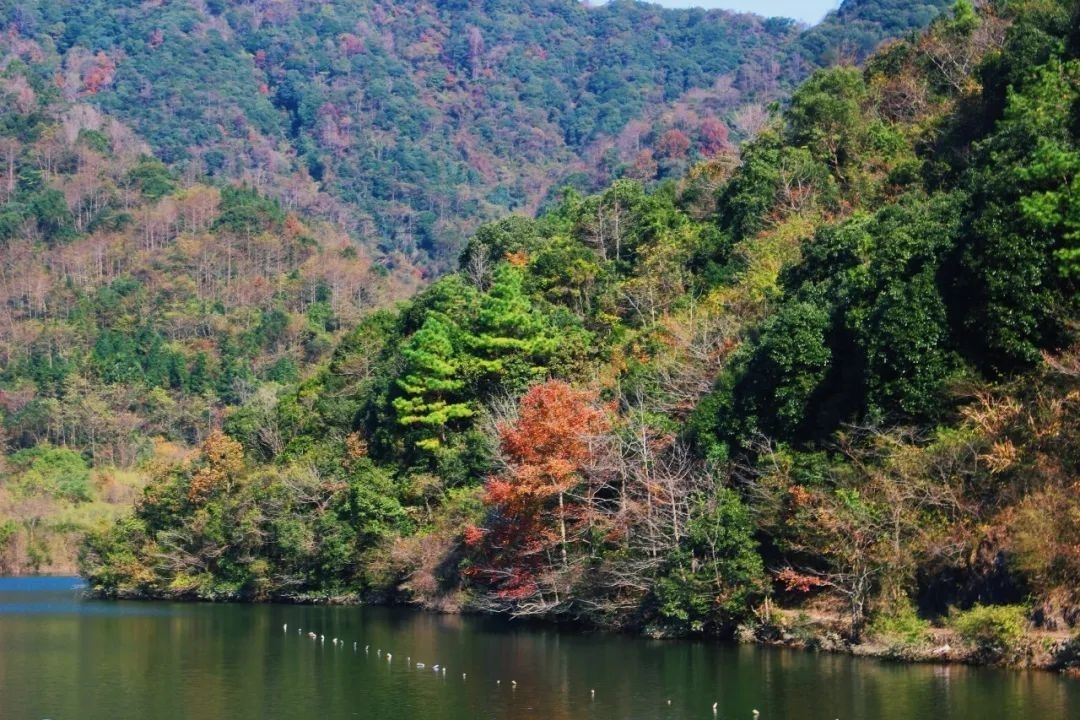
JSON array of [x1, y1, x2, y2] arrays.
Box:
[[952, 604, 1028, 654], [868, 600, 932, 647], [0, 519, 16, 549], [654, 488, 765, 632], [10, 445, 93, 503]]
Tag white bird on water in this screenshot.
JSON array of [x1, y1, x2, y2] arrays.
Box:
[[712, 702, 719, 715], [283, 624, 287, 632], [387, 653, 392, 662], [511, 680, 517, 689], [590, 689, 595, 700], [416, 663, 425, 669], [462, 673, 467, 680], [753, 710, 760, 719]]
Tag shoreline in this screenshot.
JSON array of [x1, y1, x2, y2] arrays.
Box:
[[67, 578, 1080, 677], [742, 617, 1080, 676]]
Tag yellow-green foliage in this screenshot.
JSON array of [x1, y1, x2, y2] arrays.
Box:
[[952, 605, 1029, 652], [728, 214, 817, 308], [0, 464, 146, 575], [869, 599, 932, 647]]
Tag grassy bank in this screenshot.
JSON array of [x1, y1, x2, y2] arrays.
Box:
[[1, 462, 146, 576]]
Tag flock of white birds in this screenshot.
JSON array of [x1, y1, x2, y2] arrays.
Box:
[[283, 623, 513, 686], [280, 623, 765, 718]]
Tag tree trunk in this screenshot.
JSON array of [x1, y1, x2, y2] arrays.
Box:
[[558, 491, 568, 568]]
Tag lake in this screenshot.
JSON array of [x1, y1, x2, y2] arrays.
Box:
[[1, 577, 1077, 720]]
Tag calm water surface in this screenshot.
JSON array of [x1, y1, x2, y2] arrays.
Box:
[[1, 577, 1077, 720]]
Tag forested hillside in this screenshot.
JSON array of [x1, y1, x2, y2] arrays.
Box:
[[0, 62, 411, 573], [76, 0, 1079, 668], [0, 0, 952, 271]]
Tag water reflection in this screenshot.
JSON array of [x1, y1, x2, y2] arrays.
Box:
[[0, 577, 1075, 720]]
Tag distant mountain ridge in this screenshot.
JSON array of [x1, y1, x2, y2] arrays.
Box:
[[0, 0, 951, 271]]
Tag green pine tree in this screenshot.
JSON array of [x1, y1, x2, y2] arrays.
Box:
[[392, 315, 474, 450], [464, 262, 556, 394]]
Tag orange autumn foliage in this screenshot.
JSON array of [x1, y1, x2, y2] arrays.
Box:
[[466, 381, 608, 601], [496, 380, 608, 500], [81, 52, 116, 96], [187, 431, 244, 502]]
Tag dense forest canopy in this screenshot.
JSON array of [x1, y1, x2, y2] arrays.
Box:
[[1, 0, 1078, 670], [0, 0, 952, 270]]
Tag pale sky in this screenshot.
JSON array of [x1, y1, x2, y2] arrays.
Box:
[[598, 1, 842, 25]]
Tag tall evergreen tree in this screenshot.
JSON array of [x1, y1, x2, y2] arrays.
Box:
[[393, 315, 474, 450], [464, 262, 556, 395]]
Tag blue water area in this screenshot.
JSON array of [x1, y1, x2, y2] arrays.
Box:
[[0, 576, 1077, 720], [0, 576, 85, 591], [0, 576, 174, 616]]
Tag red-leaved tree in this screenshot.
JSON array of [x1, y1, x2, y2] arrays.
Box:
[[465, 380, 609, 614]]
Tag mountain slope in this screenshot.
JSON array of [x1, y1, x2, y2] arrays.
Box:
[[77, 0, 1080, 668], [0, 64, 411, 574], [1, 0, 952, 270]]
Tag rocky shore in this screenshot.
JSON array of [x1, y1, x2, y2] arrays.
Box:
[[734, 608, 1080, 676]]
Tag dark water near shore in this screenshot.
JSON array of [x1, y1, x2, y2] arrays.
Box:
[[1, 577, 1077, 720]]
